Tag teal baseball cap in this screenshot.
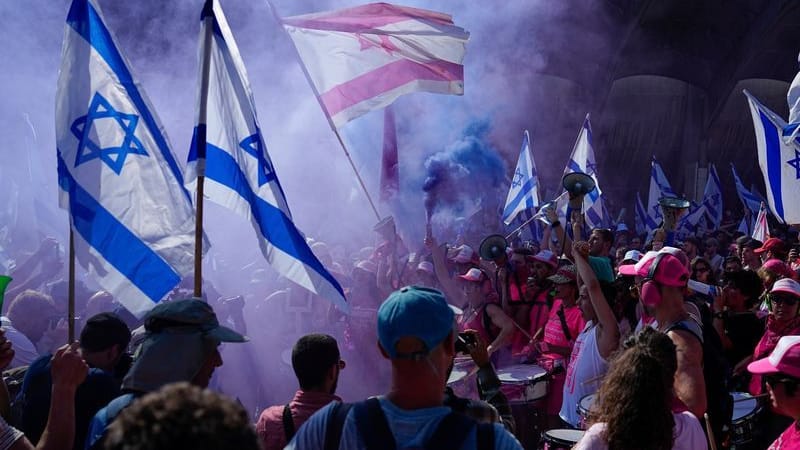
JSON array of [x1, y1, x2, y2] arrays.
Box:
[[377, 286, 455, 359]]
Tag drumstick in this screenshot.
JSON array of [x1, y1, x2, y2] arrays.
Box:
[[734, 393, 768, 402], [509, 319, 534, 341], [532, 327, 544, 342], [704, 413, 718, 450], [581, 374, 604, 386]]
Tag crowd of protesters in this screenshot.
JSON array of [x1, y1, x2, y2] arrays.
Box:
[[0, 204, 799, 450]]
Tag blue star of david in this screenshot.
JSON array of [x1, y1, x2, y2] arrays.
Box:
[[239, 130, 275, 186], [787, 149, 800, 180], [71, 92, 147, 175], [511, 168, 525, 188]]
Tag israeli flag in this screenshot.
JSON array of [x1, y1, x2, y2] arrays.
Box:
[[784, 52, 800, 143], [647, 156, 677, 227], [562, 114, 604, 229], [56, 0, 196, 317], [677, 202, 706, 236], [730, 162, 765, 218], [185, 1, 348, 312], [634, 192, 649, 235], [745, 91, 800, 224], [701, 163, 723, 229], [503, 130, 540, 225]]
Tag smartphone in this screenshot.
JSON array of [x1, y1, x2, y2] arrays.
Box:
[[454, 332, 477, 354]]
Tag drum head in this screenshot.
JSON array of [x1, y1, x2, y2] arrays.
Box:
[[447, 367, 469, 385], [579, 393, 596, 414], [543, 429, 585, 445], [496, 364, 547, 384], [732, 392, 758, 422]]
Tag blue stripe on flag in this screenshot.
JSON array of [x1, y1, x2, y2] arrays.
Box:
[[567, 160, 582, 174], [66, 0, 187, 198], [503, 178, 537, 219], [57, 152, 179, 302], [760, 110, 785, 219], [586, 208, 602, 228], [204, 144, 345, 298]]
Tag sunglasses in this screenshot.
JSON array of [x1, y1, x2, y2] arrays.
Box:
[[764, 374, 798, 388], [771, 295, 799, 307]]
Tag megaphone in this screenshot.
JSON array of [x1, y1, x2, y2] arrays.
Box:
[[658, 197, 690, 231], [562, 172, 596, 210], [479, 234, 508, 261]]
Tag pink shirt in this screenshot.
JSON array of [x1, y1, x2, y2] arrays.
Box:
[[749, 316, 800, 396], [769, 422, 800, 450], [256, 390, 341, 450], [542, 299, 585, 360], [574, 411, 706, 450]]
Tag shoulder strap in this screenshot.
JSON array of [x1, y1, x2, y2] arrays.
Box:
[[665, 320, 703, 344], [556, 306, 572, 342], [282, 403, 296, 442], [354, 398, 396, 450], [425, 412, 475, 450], [324, 401, 353, 450], [476, 423, 495, 450]]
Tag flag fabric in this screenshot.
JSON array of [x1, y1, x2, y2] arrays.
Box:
[[634, 192, 649, 236], [282, 3, 469, 128], [752, 202, 769, 242], [379, 105, 399, 201], [737, 216, 750, 235], [503, 130, 540, 225], [562, 115, 604, 229], [702, 163, 723, 229], [784, 52, 800, 143], [677, 202, 707, 236], [647, 156, 677, 228], [730, 162, 763, 217], [745, 91, 800, 224], [185, 1, 348, 312], [56, 0, 196, 317]]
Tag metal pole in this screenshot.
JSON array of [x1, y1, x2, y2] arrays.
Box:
[[68, 228, 75, 343]]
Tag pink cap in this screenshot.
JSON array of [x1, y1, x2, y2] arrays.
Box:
[[762, 259, 794, 279], [771, 278, 800, 297], [547, 265, 577, 285], [447, 245, 475, 264], [618, 251, 689, 287], [748, 335, 800, 378], [416, 261, 434, 275], [458, 268, 486, 282], [532, 250, 558, 269]]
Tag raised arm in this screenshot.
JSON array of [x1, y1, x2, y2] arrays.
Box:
[[669, 329, 707, 418], [484, 303, 516, 355], [572, 241, 619, 359], [427, 237, 463, 305]]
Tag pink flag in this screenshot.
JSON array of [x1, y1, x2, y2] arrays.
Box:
[[752, 202, 769, 243], [283, 3, 469, 128], [380, 105, 399, 201]]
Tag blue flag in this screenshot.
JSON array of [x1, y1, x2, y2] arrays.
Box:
[[503, 130, 540, 225], [647, 156, 677, 229], [702, 163, 723, 228], [745, 91, 800, 224], [730, 162, 763, 217], [185, 1, 348, 312], [56, 0, 196, 317]]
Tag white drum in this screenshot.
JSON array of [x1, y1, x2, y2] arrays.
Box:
[[577, 393, 597, 430], [542, 429, 585, 449], [731, 391, 762, 445], [496, 364, 549, 401], [447, 357, 477, 399]]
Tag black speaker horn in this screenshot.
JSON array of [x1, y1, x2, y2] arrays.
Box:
[[562, 172, 596, 209], [658, 197, 690, 231], [479, 234, 508, 261]]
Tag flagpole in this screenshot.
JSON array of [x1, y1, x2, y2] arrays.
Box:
[[193, 0, 215, 299], [68, 228, 75, 343], [265, 0, 381, 222]]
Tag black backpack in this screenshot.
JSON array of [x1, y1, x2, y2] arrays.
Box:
[[322, 398, 495, 450]]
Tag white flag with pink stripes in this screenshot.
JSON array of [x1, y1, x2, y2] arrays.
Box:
[[282, 3, 469, 128]]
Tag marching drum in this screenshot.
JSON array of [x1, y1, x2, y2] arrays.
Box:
[[541, 429, 585, 449], [577, 393, 597, 430], [730, 392, 762, 447], [446, 357, 477, 399], [496, 364, 549, 401]]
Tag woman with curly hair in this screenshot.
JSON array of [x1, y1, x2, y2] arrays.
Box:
[[573, 327, 706, 450]]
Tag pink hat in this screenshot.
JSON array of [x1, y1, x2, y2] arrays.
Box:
[[532, 250, 558, 269], [771, 278, 800, 297], [416, 261, 434, 275], [762, 259, 795, 279], [547, 265, 577, 285], [748, 335, 800, 378], [618, 251, 689, 287], [458, 268, 486, 282]]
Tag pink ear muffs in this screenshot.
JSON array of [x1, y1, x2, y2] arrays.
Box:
[[641, 253, 668, 308]]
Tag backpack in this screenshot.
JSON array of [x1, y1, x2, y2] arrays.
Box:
[[323, 398, 495, 450]]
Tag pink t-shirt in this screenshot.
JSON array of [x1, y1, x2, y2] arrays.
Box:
[[769, 422, 800, 450], [573, 411, 706, 450], [749, 316, 800, 395], [541, 299, 585, 360]]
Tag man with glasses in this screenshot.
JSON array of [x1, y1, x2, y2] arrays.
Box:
[[748, 335, 800, 449], [256, 334, 345, 450]]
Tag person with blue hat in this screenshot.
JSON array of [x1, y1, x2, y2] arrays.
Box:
[[286, 286, 523, 450]]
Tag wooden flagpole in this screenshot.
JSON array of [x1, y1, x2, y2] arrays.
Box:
[[265, 0, 381, 222], [193, 0, 215, 300]]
